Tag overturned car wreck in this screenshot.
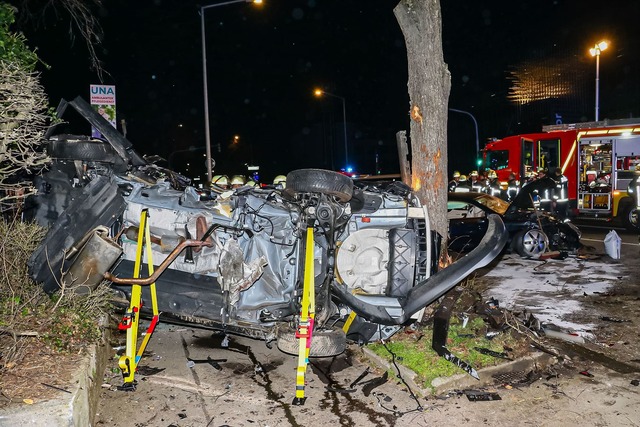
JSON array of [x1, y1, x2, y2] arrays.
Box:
[[28, 97, 508, 357]]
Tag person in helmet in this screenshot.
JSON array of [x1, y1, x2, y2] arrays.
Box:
[[483, 169, 502, 198], [628, 164, 640, 219], [211, 175, 229, 189], [506, 172, 519, 202], [245, 179, 257, 188], [273, 175, 287, 189], [469, 170, 482, 192], [448, 171, 461, 192], [454, 174, 471, 192], [230, 175, 246, 189]]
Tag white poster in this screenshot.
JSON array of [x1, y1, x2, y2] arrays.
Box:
[[90, 84, 116, 138]]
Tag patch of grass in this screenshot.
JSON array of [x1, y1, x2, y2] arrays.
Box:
[[368, 316, 527, 393]]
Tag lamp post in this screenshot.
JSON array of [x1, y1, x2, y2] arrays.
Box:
[[589, 40, 609, 122], [448, 108, 479, 161], [314, 89, 349, 168], [201, 0, 262, 184]]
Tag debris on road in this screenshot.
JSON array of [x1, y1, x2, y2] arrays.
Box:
[[464, 389, 502, 401]]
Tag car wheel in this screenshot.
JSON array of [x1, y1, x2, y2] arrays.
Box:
[[514, 229, 549, 258], [286, 169, 353, 202], [621, 202, 640, 232], [276, 326, 346, 357]]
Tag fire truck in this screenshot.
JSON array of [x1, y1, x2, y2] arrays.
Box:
[[482, 118, 640, 230]]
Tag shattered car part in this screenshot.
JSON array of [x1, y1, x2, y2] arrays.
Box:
[[27, 96, 508, 357], [448, 188, 582, 257], [432, 287, 479, 379]]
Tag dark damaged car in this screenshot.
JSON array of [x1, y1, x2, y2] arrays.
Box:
[[447, 181, 582, 258], [27, 97, 508, 356]]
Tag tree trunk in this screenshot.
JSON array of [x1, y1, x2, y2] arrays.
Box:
[[394, 0, 451, 241]]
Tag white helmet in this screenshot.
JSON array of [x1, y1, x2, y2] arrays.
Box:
[[211, 175, 229, 187], [273, 175, 287, 188], [231, 175, 246, 186]]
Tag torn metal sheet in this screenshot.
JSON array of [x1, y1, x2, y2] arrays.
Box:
[[432, 287, 479, 380]]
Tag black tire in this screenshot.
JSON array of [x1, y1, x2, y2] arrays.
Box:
[[513, 228, 549, 258], [620, 202, 640, 232], [276, 326, 346, 357], [48, 140, 119, 162], [286, 169, 353, 202]]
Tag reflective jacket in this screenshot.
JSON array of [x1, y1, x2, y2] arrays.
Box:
[[553, 174, 569, 202], [629, 175, 640, 209]]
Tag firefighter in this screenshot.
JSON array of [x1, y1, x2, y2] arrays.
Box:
[[552, 167, 569, 220], [506, 172, 519, 202], [211, 175, 229, 189], [273, 175, 287, 189], [537, 168, 553, 213], [628, 164, 640, 213], [454, 174, 471, 192], [469, 170, 482, 192], [448, 171, 461, 192], [230, 175, 246, 189], [484, 170, 502, 198]]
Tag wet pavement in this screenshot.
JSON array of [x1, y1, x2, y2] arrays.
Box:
[[95, 326, 420, 427]]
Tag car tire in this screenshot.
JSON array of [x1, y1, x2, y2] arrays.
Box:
[[620, 202, 640, 232], [286, 169, 353, 202], [276, 326, 346, 357], [513, 229, 549, 258]]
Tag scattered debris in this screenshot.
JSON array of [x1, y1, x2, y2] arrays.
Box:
[[349, 367, 370, 388], [630, 379, 639, 386], [136, 366, 165, 376], [464, 389, 501, 401], [579, 370, 595, 378], [542, 328, 585, 344], [186, 357, 227, 371], [361, 371, 389, 397], [485, 331, 501, 340], [41, 383, 71, 394], [325, 386, 356, 394], [474, 347, 513, 361], [600, 316, 631, 323], [432, 287, 479, 379]]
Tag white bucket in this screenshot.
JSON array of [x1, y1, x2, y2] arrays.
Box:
[[604, 230, 622, 259]]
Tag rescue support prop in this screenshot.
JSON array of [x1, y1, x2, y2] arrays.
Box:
[[117, 209, 160, 391], [292, 218, 316, 405]]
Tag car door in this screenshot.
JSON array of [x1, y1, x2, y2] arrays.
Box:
[[447, 200, 489, 252]]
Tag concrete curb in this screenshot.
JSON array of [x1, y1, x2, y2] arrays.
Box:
[[0, 330, 111, 426], [361, 346, 557, 396]]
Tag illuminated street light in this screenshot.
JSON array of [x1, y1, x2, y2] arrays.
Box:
[[314, 88, 349, 168], [589, 40, 609, 121], [201, 0, 262, 183]]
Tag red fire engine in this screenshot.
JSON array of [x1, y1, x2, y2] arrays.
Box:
[[482, 118, 640, 230]]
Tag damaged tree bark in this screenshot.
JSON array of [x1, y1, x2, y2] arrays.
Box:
[[394, 0, 451, 241]]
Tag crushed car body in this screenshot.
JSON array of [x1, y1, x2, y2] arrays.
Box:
[[448, 181, 582, 258], [27, 96, 508, 356]]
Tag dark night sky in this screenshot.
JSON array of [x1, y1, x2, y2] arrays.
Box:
[[16, 0, 640, 182]]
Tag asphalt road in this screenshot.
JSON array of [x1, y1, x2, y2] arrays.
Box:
[[95, 222, 640, 427]]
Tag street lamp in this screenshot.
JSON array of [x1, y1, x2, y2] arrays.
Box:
[[201, 0, 263, 184], [448, 108, 479, 161], [314, 88, 349, 168], [589, 40, 609, 122]]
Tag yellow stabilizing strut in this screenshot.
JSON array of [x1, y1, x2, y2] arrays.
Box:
[[292, 222, 316, 405], [118, 209, 160, 390]]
